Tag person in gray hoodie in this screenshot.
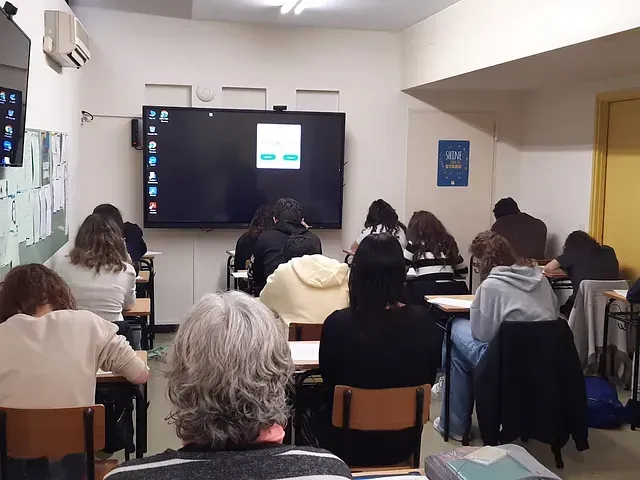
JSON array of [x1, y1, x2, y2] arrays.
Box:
[[433, 231, 558, 441]]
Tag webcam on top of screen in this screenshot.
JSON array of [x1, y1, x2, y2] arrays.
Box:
[[273, 105, 288, 112], [2, 2, 18, 19]]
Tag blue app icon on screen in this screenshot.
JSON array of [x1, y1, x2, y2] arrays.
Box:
[[149, 186, 158, 197], [3, 140, 12, 151], [149, 110, 157, 119], [148, 156, 157, 166], [0, 91, 5, 102], [9, 93, 16, 102], [7, 110, 14, 118]]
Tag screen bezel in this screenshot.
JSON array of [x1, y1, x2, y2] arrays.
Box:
[[141, 106, 346, 230], [0, 8, 31, 168]]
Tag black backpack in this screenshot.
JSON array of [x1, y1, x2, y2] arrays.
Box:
[[95, 385, 135, 454]]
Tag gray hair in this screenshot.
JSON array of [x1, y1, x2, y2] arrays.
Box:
[[166, 291, 294, 447]]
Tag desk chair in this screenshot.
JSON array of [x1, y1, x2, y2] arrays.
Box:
[[289, 323, 324, 342], [0, 406, 106, 480], [332, 384, 430, 470], [138, 258, 156, 349]]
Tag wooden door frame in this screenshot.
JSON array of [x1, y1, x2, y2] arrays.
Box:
[[590, 89, 640, 242]]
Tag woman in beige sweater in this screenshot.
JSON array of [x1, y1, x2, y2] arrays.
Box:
[[0, 264, 148, 408]]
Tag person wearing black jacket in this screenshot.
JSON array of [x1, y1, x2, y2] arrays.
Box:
[[474, 319, 589, 467], [250, 198, 321, 293], [491, 198, 547, 260]]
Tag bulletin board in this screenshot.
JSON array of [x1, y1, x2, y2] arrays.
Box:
[[0, 128, 69, 280]]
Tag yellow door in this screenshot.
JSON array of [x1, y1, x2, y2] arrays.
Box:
[[603, 98, 640, 281]]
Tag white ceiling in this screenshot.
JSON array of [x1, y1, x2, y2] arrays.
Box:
[[71, 0, 462, 31]]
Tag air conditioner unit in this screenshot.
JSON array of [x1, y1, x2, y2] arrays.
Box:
[[43, 10, 90, 69]]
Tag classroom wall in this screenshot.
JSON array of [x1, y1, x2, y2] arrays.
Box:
[[73, 7, 425, 324], [7, 0, 82, 257], [402, 0, 640, 89], [519, 73, 640, 256]]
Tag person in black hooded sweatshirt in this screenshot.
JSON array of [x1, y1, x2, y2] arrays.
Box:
[[250, 198, 322, 293]]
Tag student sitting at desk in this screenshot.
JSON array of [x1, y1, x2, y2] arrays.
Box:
[[93, 204, 147, 273], [351, 199, 407, 251], [491, 197, 547, 260], [317, 233, 441, 466], [235, 204, 274, 272], [55, 214, 137, 323], [250, 198, 321, 293], [405, 210, 469, 303], [0, 264, 148, 408], [433, 231, 557, 441], [260, 234, 348, 333], [544, 230, 620, 317]]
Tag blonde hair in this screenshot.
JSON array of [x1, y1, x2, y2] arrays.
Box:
[[70, 214, 129, 273]]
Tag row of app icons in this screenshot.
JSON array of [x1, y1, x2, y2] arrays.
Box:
[[0, 91, 17, 104], [148, 110, 169, 122]]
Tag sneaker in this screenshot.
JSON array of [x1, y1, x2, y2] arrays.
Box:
[[431, 376, 444, 400], [432, 416, 464, 442]]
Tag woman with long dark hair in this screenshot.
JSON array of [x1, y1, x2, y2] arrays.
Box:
[[351, 199, 407, 250], [544, 230, 619, 316], [55, 214, 136, 323], [234, 204, 274, 272], [318, 233, 441, 466], [433, 231, 557, 441], [405, 211, 469, 302]]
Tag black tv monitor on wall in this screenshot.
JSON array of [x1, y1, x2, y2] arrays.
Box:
[[0, 8, 31, 167], [142, 106, 346, 229]]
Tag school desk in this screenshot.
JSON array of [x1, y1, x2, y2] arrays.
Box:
[[124, 298, 152, 350], [96, 351, 148, 459], [289, 341, 320, 370], [426, 295, 475, 444], [226, 249, 236, 290], [139, 255, 158, 349]]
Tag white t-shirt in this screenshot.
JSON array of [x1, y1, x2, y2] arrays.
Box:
[[55, 257, 137, 322], [356, 225, 407, 249]]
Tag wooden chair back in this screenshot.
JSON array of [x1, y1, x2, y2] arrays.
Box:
[[0, 406, 105, 480], [288, 323, 323, 342], [331, 384, 430, 468]]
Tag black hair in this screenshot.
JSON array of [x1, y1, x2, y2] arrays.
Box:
[[493, 197, 520, 219], [364, 199, 405, 236], [349, 233, 406, 337], [93, 204, 124, 234], [273, 198, 303, 224], [248, 204, 274, 238], [563, 230, 599, 253], [283, 235, 321, 262]]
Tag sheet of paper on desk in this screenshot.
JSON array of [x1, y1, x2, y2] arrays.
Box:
[[289, 342, 319, 363], [429, 297, 473, 308], [614, 290, 629, 297]]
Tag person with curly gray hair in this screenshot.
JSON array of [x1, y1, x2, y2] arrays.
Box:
[[106, 292, 351, 480]]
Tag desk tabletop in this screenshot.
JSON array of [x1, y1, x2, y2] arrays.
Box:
[[426, 295, 475, 313], [540, 265, 570, 279], [232, 270, 248, 279], [342, 249, 356, 256], [353, 469, 425, 478], [289, 341, 319, 370], [97, 351, 147, 383], [226, 249, 236, 257], [142, 251, 162, 260], [136, 271, 150, 284], [605, 290, 630, 303], [124, 298, 151, 317]]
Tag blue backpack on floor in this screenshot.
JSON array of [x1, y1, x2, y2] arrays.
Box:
[[585, 376, 627, 429]]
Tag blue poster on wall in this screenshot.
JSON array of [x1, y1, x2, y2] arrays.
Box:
[[437, 140, 470, 187]]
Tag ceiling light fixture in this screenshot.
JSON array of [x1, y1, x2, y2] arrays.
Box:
[[294, 0, 308, 15], [280, 0, 301, 15]]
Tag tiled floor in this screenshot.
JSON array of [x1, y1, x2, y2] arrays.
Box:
[[137, 334, 639, 479]]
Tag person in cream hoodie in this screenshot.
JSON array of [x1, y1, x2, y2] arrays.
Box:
[[260, 235, 349, 331], [433, 231, 558, 441]]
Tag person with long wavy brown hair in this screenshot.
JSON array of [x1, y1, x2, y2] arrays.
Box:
[[405, 211, 469, 303], [55, 214, 136, 322], [432, 231, 557, 442]]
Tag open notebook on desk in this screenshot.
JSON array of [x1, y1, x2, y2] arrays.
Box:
[[429, 297, 473, 309], [614, 289, 629, 297], [289, 341, 319, 367]]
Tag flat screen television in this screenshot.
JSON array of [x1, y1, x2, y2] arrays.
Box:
[[0, 8, 30, 167], [142, 106, 346, 229]]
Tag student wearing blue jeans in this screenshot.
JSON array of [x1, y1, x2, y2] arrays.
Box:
[[433, 231, 558, 441]]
